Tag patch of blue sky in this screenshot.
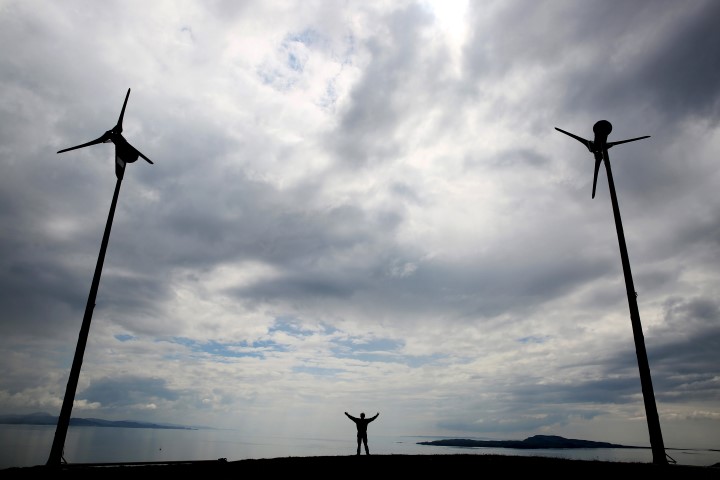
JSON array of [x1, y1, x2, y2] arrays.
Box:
[[269, 316, 314, 336], [339, 32, 355, 65], [318, 80, 339, 110], [162, 337, 287, 359], [287, 52, 303, 72], [256, 65, 298, 91], [258, 28, 355, 94], [286, 29, 323, 48], [114, 334, 135, 342], [269, 316, 337, 336], [281, 30, 320, 74], [288, 28, 354, 66], [517, 335, 551, 344], [256, 40, 306, 91]]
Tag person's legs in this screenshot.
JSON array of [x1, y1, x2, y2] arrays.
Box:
[[356, 435, 361, 455], [362, 435, 370, 455]]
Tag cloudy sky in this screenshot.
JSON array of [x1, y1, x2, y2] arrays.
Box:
[[1, 0, 718, 453]]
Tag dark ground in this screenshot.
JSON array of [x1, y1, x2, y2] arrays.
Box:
[[2, 455, 719, 479]]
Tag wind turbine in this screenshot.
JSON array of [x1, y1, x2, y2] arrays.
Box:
[[555, 120, 668, 465], [57, 88, 154, 179], [47, 88, 154, 466]]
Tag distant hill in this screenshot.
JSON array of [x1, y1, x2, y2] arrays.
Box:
[[418, 434, 645, 449], [0, 412, 197, 430]]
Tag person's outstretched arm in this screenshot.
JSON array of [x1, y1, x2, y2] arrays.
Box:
[[369, 412, 379, 421], [345, 412, 356, 420]]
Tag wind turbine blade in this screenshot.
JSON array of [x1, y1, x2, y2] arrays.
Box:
[[607, 135, 650, 148], [555, 127, 592, 150], [114, 88, 131, 133], [122, 141, 154, 165], [136, 149, 154, 164], [592, 154, 601, 199], [57, 133, 109, 154]]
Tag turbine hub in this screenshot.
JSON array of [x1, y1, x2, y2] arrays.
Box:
[[593, 120, 612, 137]]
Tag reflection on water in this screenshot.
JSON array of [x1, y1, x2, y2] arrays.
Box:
[[1, 425, 718, 470]]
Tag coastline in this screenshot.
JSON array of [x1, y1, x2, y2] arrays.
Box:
[[2, 454, 719, 479]]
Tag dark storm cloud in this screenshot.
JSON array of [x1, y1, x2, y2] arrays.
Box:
[[506, 0, 720, 128], [427, 294, 720, 436], [139, 176, 404, 269], [662, 296, 720, 328], [0, 159, 111, 338], [0, 262, 76, 337], [587, 1, 720, 125], [510, 376, 645, 405], [438, 407, 601, 435], [670, 207, 720, 255], [488, 148, 550, 168], [650, 302, 720, 402], [232, 271, 358, 303], [228, 229, 620, 323], [86, 145, 410, 323], [224, 202, 407, 304], [437, 372, 672, 435], [583, 299, 720, 406], [328, 3, 451, 168], [461, 0, 720, 141]]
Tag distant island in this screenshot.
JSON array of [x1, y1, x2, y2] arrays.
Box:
[[418, 435, 645, 449], [0, 412, 197, 430]]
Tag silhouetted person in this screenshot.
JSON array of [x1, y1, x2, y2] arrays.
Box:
[[345, 411, 379, 455]]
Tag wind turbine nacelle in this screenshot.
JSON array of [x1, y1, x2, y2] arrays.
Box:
[[593, 120, 612, 135], [114, 137, 141, 164], [593, 120, 612, 146]]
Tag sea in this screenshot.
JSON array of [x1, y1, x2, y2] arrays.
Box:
[[1, 425, 718, 470]]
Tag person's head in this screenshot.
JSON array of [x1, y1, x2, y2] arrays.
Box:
[[360, 412, 365, 418]]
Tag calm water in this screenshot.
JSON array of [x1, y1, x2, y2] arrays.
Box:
[[1, 425, 718, 470]]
